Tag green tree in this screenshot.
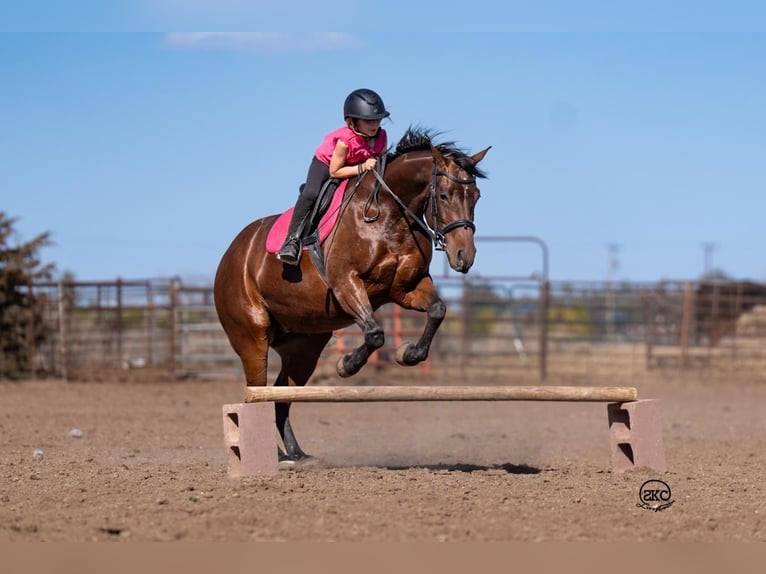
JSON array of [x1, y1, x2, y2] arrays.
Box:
[[0, 212, 55, 379]]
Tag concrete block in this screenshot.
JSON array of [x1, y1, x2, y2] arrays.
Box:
[[222, 402, 278, 477], [607, 399, 667, 473]]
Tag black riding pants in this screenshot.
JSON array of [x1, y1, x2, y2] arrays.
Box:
[[302, 157, 331, 202], [284, 157, 331, 237]]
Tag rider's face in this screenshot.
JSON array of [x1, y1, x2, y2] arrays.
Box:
[[353, 118, 381, 137]]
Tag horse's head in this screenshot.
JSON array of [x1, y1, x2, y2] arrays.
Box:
[[427, 144, 490, 273]]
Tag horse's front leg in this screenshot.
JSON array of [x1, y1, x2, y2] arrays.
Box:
[[394, 276, 445, 367], [337, 314, 384, 377], [333, 280, 385, 378]]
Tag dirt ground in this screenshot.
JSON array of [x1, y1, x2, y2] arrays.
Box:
[[1, 367, 764, 542]]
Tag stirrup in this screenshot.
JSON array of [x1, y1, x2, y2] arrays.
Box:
[[276, 237, 302, 266]]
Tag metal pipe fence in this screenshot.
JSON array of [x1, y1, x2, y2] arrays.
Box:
[[29, 277, 766, 383]]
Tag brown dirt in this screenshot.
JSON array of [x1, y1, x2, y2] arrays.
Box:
[[1, 368, 764, 542]]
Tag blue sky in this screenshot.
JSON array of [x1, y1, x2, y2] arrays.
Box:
[[2, 22, 765, 283]]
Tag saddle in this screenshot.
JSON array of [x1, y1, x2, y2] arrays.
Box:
[[265, 178, 348, 279]]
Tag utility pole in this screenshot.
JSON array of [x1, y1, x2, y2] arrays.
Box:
[[702, 242, 716, 279], [606, 244, 621, 341], [607, 244, 620, 283]]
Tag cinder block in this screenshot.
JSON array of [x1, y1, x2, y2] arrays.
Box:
[[222, 402, 278, 477], [607, 399, 667, 473]]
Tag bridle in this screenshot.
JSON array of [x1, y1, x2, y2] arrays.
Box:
[[427, 163, 476, 250], [367, 160, 477, 251]]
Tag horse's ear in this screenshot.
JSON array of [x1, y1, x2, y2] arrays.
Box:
[[470, 146, 491, 165]]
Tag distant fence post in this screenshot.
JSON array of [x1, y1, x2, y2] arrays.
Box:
[[145, 282, 154, 367], [116, 277, 124, 368], [461, 274, 469, 376], [57, 281, 68, 381], [539, 280, 549, 380], [680, 282, 694, 368], [169, 278, 179, 378]]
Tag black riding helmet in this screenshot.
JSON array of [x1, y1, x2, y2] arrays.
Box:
[[343, 88, 390, 120]]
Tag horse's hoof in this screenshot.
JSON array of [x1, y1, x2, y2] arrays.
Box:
[[396, 343, 414, 366], [336, 355, 352, 378], [279, 454, 317, 469], [295, 455, 318, 467], [278, 450, 296, 466]]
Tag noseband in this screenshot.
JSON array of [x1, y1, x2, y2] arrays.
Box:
[[368, 161, 477, 251]]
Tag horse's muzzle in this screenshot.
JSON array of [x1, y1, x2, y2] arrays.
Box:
[[448, 245, 476, 274]]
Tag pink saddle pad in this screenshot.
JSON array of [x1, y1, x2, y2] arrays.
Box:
[[265, 179, 348, 254]]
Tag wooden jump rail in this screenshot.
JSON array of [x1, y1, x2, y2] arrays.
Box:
[[223, 385, 666, 478], [243, 385, 638, 403]]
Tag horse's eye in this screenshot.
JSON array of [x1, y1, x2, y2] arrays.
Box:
[[439, 193, 449, 201]]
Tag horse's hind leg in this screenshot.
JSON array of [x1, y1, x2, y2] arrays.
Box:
[[215, 290, 288, 460], [272, 332, 333, 463]]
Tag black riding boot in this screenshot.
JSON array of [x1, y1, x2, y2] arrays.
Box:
[[276, 192, 314, 266]]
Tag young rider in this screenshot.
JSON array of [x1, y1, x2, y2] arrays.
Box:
[[276, 88, 390, 265]]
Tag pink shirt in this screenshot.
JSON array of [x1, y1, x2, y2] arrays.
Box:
[[314, 126, 388, 166]]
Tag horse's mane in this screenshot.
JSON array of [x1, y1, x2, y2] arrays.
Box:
[[388, 125, 487, 179]]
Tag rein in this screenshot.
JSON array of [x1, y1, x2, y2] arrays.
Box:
[[368, 163, 476, 251]]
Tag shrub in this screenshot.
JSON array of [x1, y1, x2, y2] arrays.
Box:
[[0, 212, 54, 379]]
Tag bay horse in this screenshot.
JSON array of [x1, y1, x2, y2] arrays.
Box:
[[214, 127, 490, 463]]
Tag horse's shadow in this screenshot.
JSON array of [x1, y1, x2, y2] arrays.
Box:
[[312, 461, 541, 474], [382, 462, 541, 474]]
